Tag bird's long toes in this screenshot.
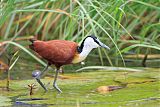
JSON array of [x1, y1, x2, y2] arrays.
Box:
[[53, 84, 62, 93]]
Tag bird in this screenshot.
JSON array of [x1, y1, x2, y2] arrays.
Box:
[[29, 35, 110, 93]]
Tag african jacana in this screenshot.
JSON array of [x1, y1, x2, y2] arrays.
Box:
[[29, 35, 110, 93]]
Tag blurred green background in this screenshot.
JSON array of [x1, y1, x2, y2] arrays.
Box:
[[0, 0, 160, 77]]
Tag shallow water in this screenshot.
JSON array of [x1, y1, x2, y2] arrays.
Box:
[[0, 68, 160, 107]]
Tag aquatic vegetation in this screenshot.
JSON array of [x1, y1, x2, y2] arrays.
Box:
[[0, 69, 159, 106], [0, 0, 159, 67]]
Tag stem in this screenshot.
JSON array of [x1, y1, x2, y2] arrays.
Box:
[[6, 69, 10, 91]]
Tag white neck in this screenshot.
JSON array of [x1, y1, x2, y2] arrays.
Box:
[[72, 37, 99, 64], [77, 37, 99, 62], [72, 44, 94, 64], [80, 45, 93, 58]]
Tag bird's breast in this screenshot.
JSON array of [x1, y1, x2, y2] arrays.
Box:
[[71, 53, 87, 64]]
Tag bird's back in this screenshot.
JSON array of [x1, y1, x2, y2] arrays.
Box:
[[30, 39, 78, 67]]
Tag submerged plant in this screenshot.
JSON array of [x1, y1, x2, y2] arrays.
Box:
[[5, 51, 19, 91], [27, 83, 37, 95]]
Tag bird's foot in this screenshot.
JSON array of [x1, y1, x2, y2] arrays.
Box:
[[32, 70, 48, 92], [53, 84, 62, 93]]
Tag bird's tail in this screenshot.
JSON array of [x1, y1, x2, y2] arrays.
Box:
[[29, 38, 37, 50]]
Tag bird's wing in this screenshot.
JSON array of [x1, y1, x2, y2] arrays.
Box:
[[33, 40, 78, 64]]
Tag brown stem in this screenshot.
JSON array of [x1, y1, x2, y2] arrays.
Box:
[[6, 69, 10, 91], [142, 53, 148, 67]]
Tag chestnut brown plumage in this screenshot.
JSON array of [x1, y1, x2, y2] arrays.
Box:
[[30, 40, 78, 68], [29, 35, 110, 93]]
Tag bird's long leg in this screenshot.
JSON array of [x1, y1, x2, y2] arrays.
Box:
[[53, 68, 62, 93], [34, 63, 50, 91]]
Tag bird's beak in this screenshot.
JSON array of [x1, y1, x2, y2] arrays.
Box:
[[100, 42, 110, 50], [97, 39, 110, 50]]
